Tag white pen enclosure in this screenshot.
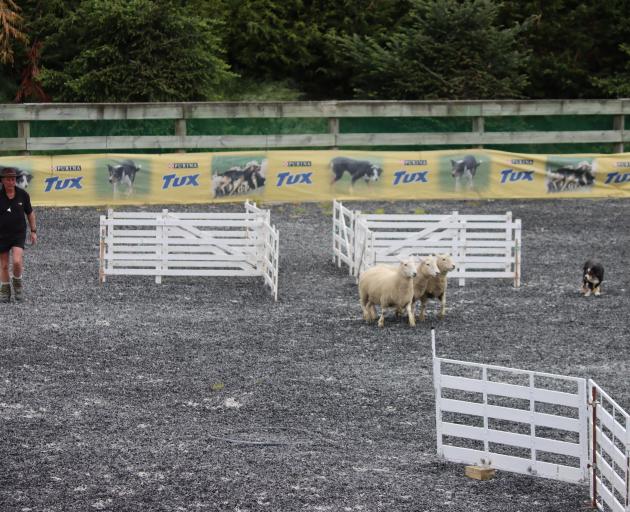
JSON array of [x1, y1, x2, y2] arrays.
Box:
[[332, 200, 521, 287], [432, 331, 630, 509], [432, 333, 589, 484], [589, 380, 630, 512], [332, 200, 356, 274], [99, 201, 279, 300]]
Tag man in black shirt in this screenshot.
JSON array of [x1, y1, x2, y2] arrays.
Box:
[[0, 167, 37, 302]]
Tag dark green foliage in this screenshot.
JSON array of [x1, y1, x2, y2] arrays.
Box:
[[220, 0, 412, 99], [498, 0, 630, 99], [592, 44, 630, 98], [333, 0, 530, 99], [29, 0, 236, 101], [4, 0, 630, 101]]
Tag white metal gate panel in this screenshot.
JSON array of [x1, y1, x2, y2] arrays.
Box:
[[343, 209, 521, 286], [99, 203, 279, 299], [589, 380, 630, 512], [332, 200, 356, 275], [455, 213, 521, 287], [259, 221, 279, 302], [432, 331, 589, 484], [354, 212, 464, 278], [353, 217, 374, 278]]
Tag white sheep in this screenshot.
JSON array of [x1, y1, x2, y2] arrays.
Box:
[[359, 257, 418, 327], [395, 256, 440, 320], [418, 253, 456, 321]]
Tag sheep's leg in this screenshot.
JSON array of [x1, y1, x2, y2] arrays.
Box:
[[369, 304, 378, 321], [377, 309, 385, 327], [439, 293, 447, 318], [419, 297, 428, 321], [406, 302, 416, 327], [360, 294, 371, 322], [361, 302, 370, 321], [409, 300, 417, 321]]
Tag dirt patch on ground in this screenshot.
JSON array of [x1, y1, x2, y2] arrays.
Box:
[[1, 198, 628, 511]]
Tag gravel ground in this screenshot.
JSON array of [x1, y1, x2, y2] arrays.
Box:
[[1, 198, 629, 512]]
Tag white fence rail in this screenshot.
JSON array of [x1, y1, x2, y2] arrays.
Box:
[[333, 200, 521, 287], [99, 201, 279, 300], [432, 331, 589, 484], [589, 380, 630, 512], [332, 200, 356, 274], [432, 330, 630, 509]]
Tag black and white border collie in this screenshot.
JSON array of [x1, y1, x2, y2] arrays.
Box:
[[581, 259, 604, 297], [16, 169, 33, 190], [330, 157, 383, 192]]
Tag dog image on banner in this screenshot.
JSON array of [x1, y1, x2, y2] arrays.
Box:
[[211, 155, 267, 199]]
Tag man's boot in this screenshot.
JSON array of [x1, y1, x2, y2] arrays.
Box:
[[11, 277, 23, 302], [0, 283, 11, 303]]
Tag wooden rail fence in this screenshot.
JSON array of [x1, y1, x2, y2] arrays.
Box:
[[1, 99, 628, 153]]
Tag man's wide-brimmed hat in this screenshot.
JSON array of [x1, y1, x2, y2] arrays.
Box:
[[0, 167, 18, 178]]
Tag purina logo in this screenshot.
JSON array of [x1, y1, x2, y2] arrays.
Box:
[[511, 159, 534, 165], [402, 160, 427, 166], [615, 161, 630, 168], [168, 162, 199, 169], [52, 165, 82, 172], [283, 161, 312, 167]]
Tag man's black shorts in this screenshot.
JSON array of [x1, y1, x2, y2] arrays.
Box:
[[0, 235, 26, 253]]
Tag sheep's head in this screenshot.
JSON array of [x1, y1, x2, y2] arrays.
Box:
[[435, 253, 456, 273], [397, 257, 417, 278], [417, 256, 439, 278]]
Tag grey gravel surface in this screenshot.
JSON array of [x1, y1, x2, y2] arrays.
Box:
[[1, 198, 629, 512]]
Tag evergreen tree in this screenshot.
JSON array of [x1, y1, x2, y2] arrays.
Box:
[[498, 0, 630, 99], [334, 0, 530, 99], [31, 0, 235, 102], [593, 44, 630, 97]]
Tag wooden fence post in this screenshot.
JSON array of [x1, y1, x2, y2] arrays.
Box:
[[175, 118, 187, 153], [472, 116, 484, 149], [17, 121, 30, 156], [613, 115, 625, 153], [328, 117, 339, 150]]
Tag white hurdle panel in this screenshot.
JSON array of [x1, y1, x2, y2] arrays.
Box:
[[356, 210, 521, 287], [332, 199, 356, 274], [99, 202, 279, 300], [589, 380, 630, 512], [354, 211, 465, 280], [432, 330, 589, 484], [332, 201, 521, 287]]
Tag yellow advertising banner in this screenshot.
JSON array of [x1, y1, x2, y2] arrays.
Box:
[[1, 149, 630, 206]]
